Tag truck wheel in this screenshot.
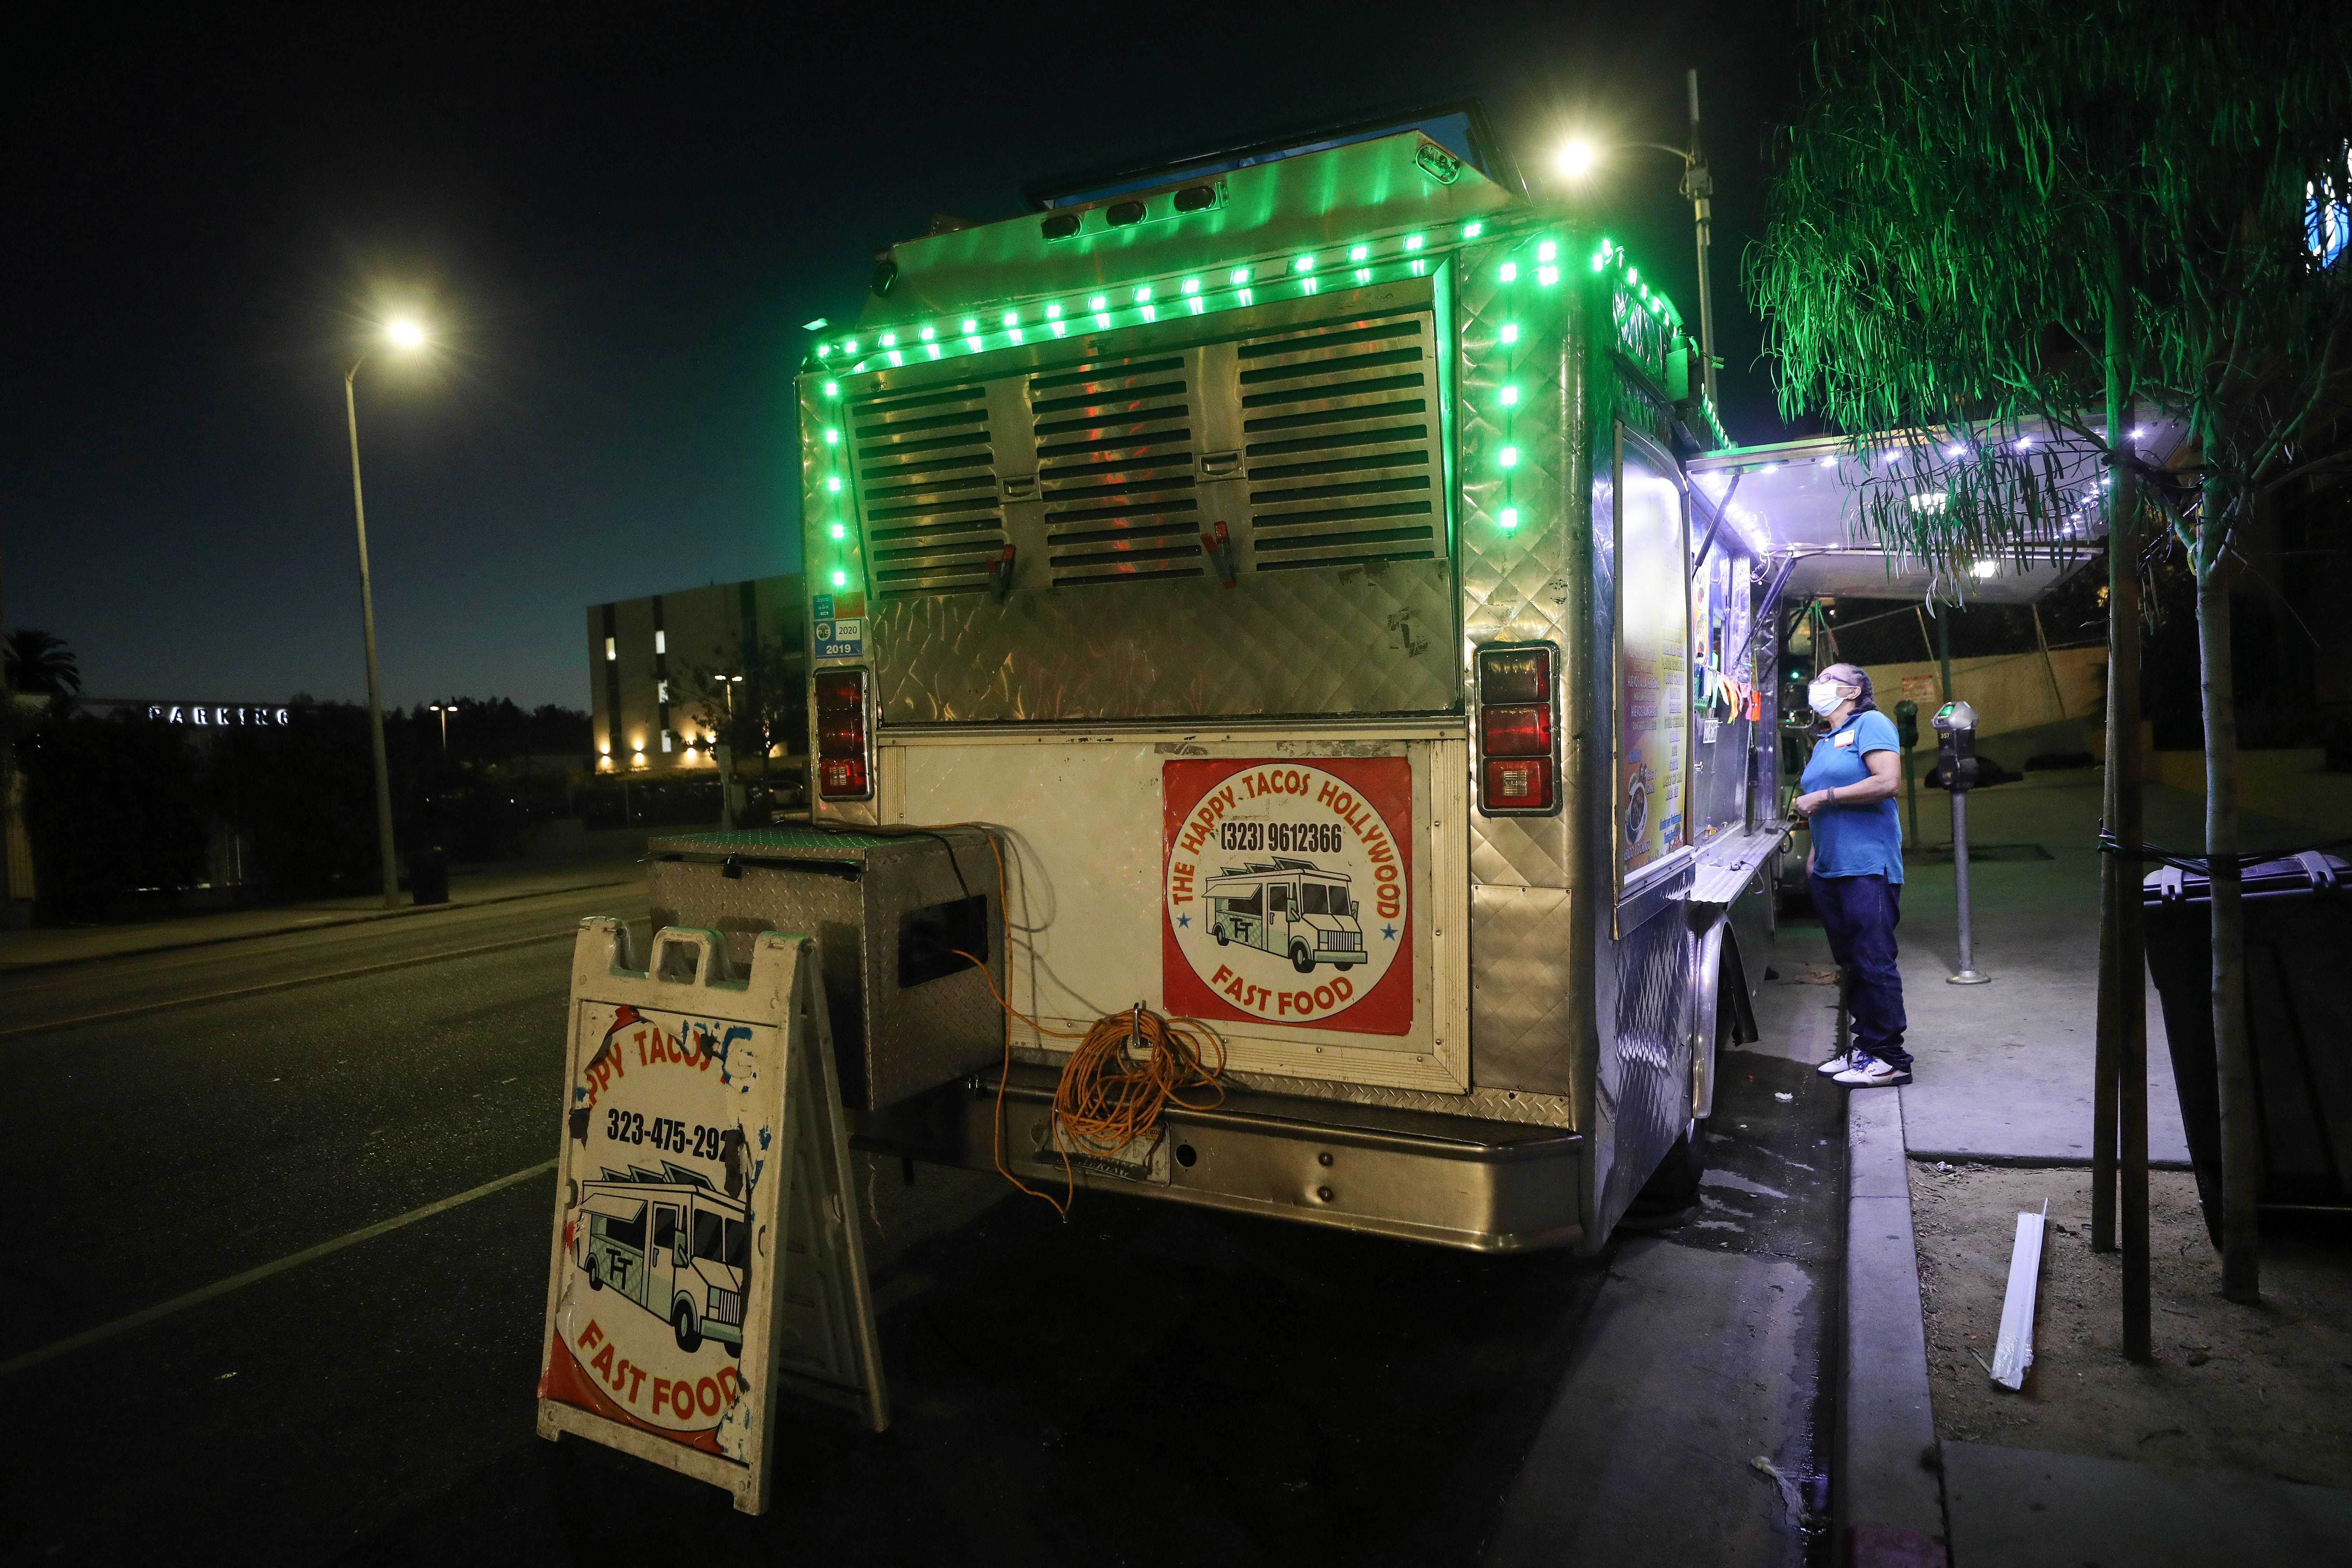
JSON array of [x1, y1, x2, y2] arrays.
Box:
[[1290, 942, 1315, 974], [1336, 961, 1358, 971], [725, 1338, 741, 1359], [1630, 1114, 1709, 1216], [1626, 1006, 1728, 1223], [673, 1301, 702, 1353], [587, 1258, 603, 1291], [1214, 926, 1228, 945]]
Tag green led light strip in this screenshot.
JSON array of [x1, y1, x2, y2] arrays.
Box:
[[809, 219, 1513, 378]]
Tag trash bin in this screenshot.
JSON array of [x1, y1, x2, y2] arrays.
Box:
[[409, 845, 450, 907], [2142, 852, 2352, 1245]]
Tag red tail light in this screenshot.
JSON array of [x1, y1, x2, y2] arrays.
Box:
[[1481, 704, 1553, 757], [1477, 648, 1552, 706], [1477, 643, 1559, 814], [814, 668, 872, 801]]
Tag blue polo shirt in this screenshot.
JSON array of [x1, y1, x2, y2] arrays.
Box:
[[1802, 709, 1904, 882]]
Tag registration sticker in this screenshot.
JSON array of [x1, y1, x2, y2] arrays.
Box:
[[814, 617, 864, 659]]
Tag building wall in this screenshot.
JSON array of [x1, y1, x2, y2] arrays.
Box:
[[587, 574, 806, 775]]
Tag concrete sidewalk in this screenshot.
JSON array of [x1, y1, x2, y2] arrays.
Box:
[[1816, 771, 2352, 1566], [0, 827, 653, 971], [1889, 778, 2191, 1168]]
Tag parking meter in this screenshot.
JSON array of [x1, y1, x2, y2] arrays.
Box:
[[1933, 700, 1979, 791], [1930, 700, 1991, 984]]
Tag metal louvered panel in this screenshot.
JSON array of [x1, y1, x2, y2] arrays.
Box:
[[849, 380, 1002, 594], [1237, 308, 1443, 573], [1031, 353, 1203, 586]]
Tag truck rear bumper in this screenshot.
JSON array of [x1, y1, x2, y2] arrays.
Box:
[[853, 1065, 1584, 1253]]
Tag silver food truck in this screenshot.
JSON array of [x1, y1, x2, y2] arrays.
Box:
[[645, 104, 2012, 1253]]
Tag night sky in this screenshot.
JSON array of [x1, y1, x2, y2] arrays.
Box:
[[9, 1, 1802, 712]]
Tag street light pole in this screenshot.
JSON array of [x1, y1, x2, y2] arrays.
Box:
[[1556, 68, 1721, 410], [1684, 68, 1718, 410], [344, 354, 402, 910]]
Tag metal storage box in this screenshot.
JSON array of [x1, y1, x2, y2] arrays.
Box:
[[646, 825, 1004, 1110]]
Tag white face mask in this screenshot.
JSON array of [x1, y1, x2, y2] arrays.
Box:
[[1807, 681, 1848, 718]]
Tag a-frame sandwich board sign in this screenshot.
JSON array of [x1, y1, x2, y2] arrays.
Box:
[[535, 919, 888, 1514]]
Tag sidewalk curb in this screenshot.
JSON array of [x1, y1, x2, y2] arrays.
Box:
[[0, 877, 637, 974], [1837, 1086, 1950, 1567]]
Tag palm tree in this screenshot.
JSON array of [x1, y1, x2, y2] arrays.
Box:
[[5, 629, 81, 696]]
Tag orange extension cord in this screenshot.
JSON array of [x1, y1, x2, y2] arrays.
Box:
[[943, 826, 1225, 1218]]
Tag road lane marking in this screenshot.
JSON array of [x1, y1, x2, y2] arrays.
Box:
[[0, 928, 581, 1039], [0, 1160, 559, 1380]]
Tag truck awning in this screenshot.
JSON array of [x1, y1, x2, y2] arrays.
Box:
[[1687, 414, 2190, 604]]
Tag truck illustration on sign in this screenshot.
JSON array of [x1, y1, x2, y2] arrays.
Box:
[[1205, 856, 1365, 974], [576, 1163, 750, 1357]]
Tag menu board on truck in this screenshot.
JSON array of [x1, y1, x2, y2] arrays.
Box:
[[1616, 431, 1692, 888]]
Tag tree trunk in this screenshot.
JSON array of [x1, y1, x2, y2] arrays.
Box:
[[2093, 230, 2150, 1362], [2196, 482, 2259, 1303]]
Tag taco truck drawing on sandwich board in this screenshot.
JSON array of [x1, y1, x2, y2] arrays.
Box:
[[575, 1163, 750, 1357], [1206, 856, 1365, 975]]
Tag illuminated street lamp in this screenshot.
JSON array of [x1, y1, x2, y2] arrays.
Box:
[[344, 317, 429, 909], [1558, 69, 1720, 406], [428, 700, 454, 754]]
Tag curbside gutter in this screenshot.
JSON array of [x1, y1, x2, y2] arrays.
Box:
[[1838, 1085, 1950, 1567]]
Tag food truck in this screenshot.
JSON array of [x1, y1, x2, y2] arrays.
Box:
[[1205, 857, 1366, 973], [576, 1165, 751, 1356], [635, 102, 1953, 1257]]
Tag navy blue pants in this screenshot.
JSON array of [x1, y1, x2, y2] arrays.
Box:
[[1810, 872, 1911, 1070]]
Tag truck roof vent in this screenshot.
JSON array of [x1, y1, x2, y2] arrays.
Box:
[[1236, 307, 1443, 573], [849, 380, 1004, 594], [1029, 353, 1204, 587]]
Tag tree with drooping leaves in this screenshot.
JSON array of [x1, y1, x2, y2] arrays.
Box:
[[1750, 0, 2352, 1312]]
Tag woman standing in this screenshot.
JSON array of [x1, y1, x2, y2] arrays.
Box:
[[1792, 662, 1911, 1086]]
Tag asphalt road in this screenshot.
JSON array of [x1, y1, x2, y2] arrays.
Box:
[[4, 886, 1840, 1566]]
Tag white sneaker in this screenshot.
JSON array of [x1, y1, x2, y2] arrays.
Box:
[[1834, 1055, 1912, 1087], [1817, 1049, 1860, 1076]]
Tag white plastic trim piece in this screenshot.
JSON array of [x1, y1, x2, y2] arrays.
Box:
[[1990, 1199, 2049, 1391]]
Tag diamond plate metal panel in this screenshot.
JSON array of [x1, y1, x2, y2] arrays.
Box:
[[1591, 892, 1696, 1239], [1468, 884, 1578, 1095], [1461, 239, 1576, 897], [646, 827, 1005, 1112], [870, 557, 1458, 721]]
